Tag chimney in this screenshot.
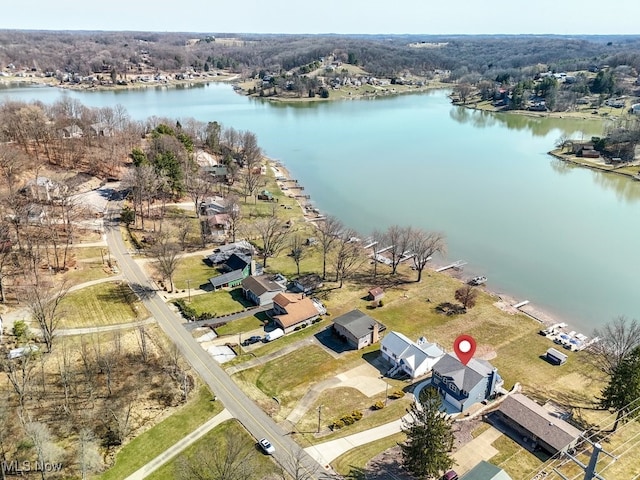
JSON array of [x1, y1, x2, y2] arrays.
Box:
[[372, 322, 380, 344], [250, 259, 256, 276]]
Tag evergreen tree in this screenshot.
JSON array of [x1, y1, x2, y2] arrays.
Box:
[[400, 386, 455, 478], [599, 346, 640, 431]]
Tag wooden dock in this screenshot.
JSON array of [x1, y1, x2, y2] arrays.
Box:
[[435, 260, 467, 272]]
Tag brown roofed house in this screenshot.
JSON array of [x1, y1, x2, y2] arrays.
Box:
[[272, 293, 319, 333], [495, 393, 583, 454]]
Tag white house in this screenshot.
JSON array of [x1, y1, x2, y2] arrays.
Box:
[[380, 331, 445, 378]]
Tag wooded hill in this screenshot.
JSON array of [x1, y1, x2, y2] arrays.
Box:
[[1, 31, 640, 81]]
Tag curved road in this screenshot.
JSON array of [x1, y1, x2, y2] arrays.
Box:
[[104, 200, 333, 479]]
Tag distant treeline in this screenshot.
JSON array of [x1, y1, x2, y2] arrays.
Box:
[[1, 31, 640, 80]]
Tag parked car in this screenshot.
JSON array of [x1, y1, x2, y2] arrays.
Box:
[[258, 437, 275, 455], [442, 470, 458, 480], [242, 335, 262, 346]]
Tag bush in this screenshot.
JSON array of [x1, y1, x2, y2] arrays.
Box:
[[330, 419, 345, 430], [378, 299, 384, 307], [312, 317, 321, 324], [351, 410, 363, 421], [341, 415, 355, 425], [389, 389, 405, 400], [371, 401, 385, 410]]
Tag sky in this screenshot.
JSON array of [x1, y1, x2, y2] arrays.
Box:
[[2, 0, 639, 35]]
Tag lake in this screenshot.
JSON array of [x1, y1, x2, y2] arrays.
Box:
[[2, 82, 638, 333]]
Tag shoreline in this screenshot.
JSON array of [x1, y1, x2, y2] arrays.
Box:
[[265, 158, 578, 335]]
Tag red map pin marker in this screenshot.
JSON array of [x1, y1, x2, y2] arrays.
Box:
[[453, 334, 476, 366]]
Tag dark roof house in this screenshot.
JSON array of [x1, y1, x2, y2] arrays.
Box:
[[496, 393, 583, 454], [432, 353, 503, 412], [292, 274, 324, 294], [242, 275, 287, 306], [332, 309, 386, 350]]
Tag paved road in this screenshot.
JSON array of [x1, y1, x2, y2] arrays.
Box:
[[104, 201, 333, 479]]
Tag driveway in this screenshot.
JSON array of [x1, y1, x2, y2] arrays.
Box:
[[452, 426, 502, 474]]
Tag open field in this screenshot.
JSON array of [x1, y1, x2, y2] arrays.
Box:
[[100, 386, 222, 480], [145, 419, 279, 480], [59, 281, 149, 328]]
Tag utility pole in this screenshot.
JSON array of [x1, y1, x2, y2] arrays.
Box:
[[317, 404, 323, 433], [186, 278, 191, 302], [552, 439, 616, 480]]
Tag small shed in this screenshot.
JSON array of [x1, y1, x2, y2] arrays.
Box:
[[546, 348, 568, 366], [368, 287, 384, 302]]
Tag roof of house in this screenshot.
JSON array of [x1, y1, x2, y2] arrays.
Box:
[[369, 286, 384, 297], [241, 275, 285, 297], [273, 293, 319, 328], [209, 269, 245, 288], [382, 331, 444, 370], [498, 393, 582, 452], [460, 461, 512, 480], [293, 273, 324, 291], [223, 253, 251, 272], [333, 309, 386, 340], [433, 353, 495, 393]]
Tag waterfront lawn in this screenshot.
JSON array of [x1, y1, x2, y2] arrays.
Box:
[[332, 432, 406, 478], [59, 281, 148, 328], [145, 419, 278, 480], [172, 255, 216, 290], [100, 386, 221, 480], [185, 288, 252, 318]]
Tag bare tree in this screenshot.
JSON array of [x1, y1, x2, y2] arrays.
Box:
[[136, 326, 150, 363], [289, 235, 306, 275], [2, 351, 36, 413], [384, 225, 413, 275], [277, 449, 329, 480], [150, 234, 183, 292], [0, 222, 15, 303], [315, 215, 343, 280], [175, 216, 193, 251], [175, 427, 257, 480], [24, 421, 64, 480], [26, 281, 68, 352], [225, 195, 243, 244], [590, 316, 640, 375], [77, 427, 102, 480], [252, 207, 290, 268], [185, 174, 213, 219], [454, 285, 478, 310], [410, 230, 446, 282], [0, 402, 18, 480], [370, 229, 385, 279], [333, 229, 365, 288]]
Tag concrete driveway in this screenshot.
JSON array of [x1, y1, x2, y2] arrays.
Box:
[[453, 426, 502, 474]]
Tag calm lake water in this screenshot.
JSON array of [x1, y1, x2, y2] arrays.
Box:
[[3, 82, 639, 333]]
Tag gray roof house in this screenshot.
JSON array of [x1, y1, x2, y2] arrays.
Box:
[[241, 274, 287, 306], [496, 393, 583, 454], [431, 353, 503, 412], [208, 253, 254, 290], [292, 273, 324, 294], [332, 309, 386, 350], [380, 331, 445, 378], [460, 461, 512, 480]]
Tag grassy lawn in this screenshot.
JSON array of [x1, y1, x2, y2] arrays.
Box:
[[59, 281, 149, 328], [145, 419, 279, 480], [172, 255, 216, 290], [215, 312, 267, 336], [185, 288, 253, 319], [100, 386, 222, 480], [489, 435, 548, 479], [62, 262, 113, 286], [332, 432, 405, 478]]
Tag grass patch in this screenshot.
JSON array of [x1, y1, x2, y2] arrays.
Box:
[[471, 421, 492, 438], [62, 262, 113, 286], [489, 435, 547, 479], [100, 386, 222, 480], [332, 432, 405, 478], [172, 255, 216, 290], [59, 281, 149, 328], [215, 313, 267, 336], [185, 288, 253, 318], [145, 419, 278, 480]]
